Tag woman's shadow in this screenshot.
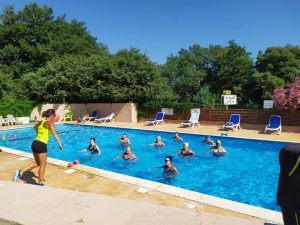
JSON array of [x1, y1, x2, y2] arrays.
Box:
[[20, 171, 39, 184]]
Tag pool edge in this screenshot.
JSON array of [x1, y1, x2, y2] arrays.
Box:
[[1, 146, 283, 224]]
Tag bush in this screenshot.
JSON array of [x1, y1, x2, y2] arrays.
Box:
[[0, 98, 36, 117]]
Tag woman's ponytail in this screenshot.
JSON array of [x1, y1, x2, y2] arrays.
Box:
[[42, 109, 56, 118]]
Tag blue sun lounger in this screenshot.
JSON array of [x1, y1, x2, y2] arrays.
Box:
[[146, 112, 165, 126], [223, 114, 241, 132], [264, 115, 282, 134], [83, 110, 98, 122]]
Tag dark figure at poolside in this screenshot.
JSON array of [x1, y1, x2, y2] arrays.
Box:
[[277, 143, 300, 225], [81, 138, 101, 155], [177, 142, 195, 156], [159, 156, 178, 175], [113, 146, 137, 161]]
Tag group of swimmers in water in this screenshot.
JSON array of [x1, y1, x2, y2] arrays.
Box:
[[11, 108, 229, 185], [81, 132, 228, 176]]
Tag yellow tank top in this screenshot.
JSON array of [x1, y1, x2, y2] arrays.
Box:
[[35, 120, 51, 144]]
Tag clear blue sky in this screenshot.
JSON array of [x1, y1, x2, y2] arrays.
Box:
[[1, 0, 299, 64]]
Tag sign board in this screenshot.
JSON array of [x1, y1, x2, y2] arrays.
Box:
[[263, 100, 273, 109], [191, 108, 200, 114], [223, 95, 237, 105], [162, 108, 173, 116], [223, 90, 232, 95]]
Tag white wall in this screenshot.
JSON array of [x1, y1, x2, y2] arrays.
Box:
[[30, 103, 137, 123]]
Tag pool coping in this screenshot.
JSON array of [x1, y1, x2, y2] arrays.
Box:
[[1, 122, 299, 144], [1, 146, 283, 224]]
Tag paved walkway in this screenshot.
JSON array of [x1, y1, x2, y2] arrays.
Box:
[[0, 152, 271, 225], [0, 181, 267, 225]]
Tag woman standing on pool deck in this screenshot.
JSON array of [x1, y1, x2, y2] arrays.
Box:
[[13, 109, 63, 185]]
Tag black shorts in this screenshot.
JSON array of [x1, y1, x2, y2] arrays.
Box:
[[32, 140, 47, 154]]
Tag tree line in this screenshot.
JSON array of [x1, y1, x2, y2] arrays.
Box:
[[0, 4, 299, 115]]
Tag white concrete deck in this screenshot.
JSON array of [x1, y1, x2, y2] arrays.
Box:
[[0, 181, 269, 225]]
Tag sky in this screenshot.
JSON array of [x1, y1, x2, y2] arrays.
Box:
[[0, 0, 299, 64]]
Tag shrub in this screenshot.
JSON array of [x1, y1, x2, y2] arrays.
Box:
[[273, 76, 300, 110], [0, 98, 36, 117]]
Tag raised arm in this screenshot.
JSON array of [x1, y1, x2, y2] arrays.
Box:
[[96, 145, 101, 155], [113, 154, 123, 161], [205, 148, 213, 154], [80, 147, 88, 152], [189, 150, 195, 155], [49, 122, 63, 150], [173, 166, 179, 175]]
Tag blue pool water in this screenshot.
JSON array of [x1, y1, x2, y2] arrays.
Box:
[[0, 124, 286, 211]]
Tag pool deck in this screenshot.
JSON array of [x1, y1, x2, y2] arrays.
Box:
[[1, 151, 268, 225], [1, 120, 295, 225], [80, 120, 300, 143]]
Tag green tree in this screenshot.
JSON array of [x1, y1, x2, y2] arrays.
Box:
[[113, 48, 175, 104], [207, 41, 254, 105], [0, 4, 106, 79], [193, 85, 218, 108], [162, 44, 210, 102], [246, 72, 285, 106], [17, 49, 175, 105], [256, 46, 300, 82]]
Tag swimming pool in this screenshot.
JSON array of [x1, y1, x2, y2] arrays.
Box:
[[0, 124, 286, 211]]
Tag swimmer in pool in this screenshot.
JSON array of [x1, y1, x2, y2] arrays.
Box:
[[159, 156, 178, 175], [173, 132, 183, 142], [74, 118, 83, 126], [113, 146, 137, 161], [207, 140, 227, 156], [150, 136, 165, 146], [177, 142, 195, 156], [81, 138, 101, 155], [204, 136, 215, 146], [119, 133, 131, 145]]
